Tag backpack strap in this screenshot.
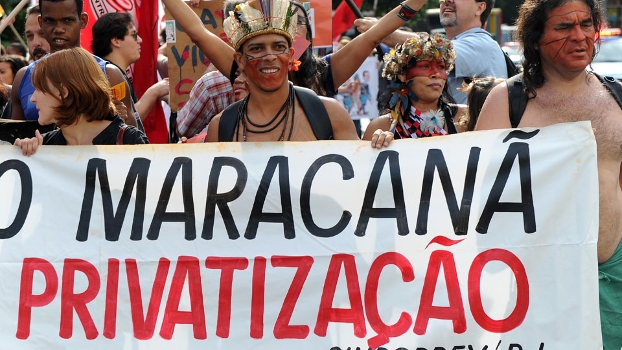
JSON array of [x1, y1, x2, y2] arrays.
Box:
[[294, 86, 333, 140], [594, 73, 622, 110], [507, 73, 528, 128], [217, 87, 334, 141], [217, 100, 243, 142], [116, 124, 129, 145]]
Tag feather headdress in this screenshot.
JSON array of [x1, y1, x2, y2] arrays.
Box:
[[382, 32, 456, 81], [223, 0, 298, 51]]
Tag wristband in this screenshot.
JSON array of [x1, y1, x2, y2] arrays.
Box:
[[397, 2, 418, 21]]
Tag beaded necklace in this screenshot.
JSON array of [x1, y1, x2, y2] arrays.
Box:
[[235, 83, 296, 141]]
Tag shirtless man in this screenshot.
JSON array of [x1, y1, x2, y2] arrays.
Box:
[[205, 0, 359, 142], [475, 0, 622, 347]]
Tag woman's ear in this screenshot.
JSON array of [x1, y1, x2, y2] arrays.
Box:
[[59, 84, 69, 99]]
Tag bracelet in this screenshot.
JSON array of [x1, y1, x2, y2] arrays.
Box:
[[397, 2, 418, 21]]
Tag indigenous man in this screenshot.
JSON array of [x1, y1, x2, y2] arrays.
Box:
[[205, 0, 359, 142], [475, 0, 622, 347]]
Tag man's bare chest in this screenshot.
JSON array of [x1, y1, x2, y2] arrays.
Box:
[[521, 88, 622, 159]]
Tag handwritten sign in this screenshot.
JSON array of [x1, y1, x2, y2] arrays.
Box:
[[166, 0, 226, 111]]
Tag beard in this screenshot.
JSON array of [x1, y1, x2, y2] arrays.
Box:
[[440, 5, 458, 27], [440, 17, 458, 27], [31, 47, 48, 61]]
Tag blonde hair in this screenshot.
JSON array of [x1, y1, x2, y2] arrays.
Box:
[[32, 47, 116, 127]]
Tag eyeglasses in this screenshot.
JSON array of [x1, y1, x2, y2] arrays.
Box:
[[297, 15, 309, 26], [128, 31, 138, 41]]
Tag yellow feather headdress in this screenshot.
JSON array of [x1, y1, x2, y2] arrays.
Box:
[[223, 0, 299, 51]]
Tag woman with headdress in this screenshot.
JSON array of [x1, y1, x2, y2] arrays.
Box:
[[364, 33, 461, 148]]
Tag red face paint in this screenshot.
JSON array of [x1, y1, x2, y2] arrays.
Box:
[[242, 34, 292, 92], [405, 60, 449, 80], [539, 1, 595, 71]]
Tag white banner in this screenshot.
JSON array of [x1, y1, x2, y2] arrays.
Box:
[[0, 122, 601, 349]]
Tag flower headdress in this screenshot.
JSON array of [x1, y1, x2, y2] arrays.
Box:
[[223, 0, 298, 51], [382, 32, 456, 81]]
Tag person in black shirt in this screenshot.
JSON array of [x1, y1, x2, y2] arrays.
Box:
[[14, 47, 148, 156]]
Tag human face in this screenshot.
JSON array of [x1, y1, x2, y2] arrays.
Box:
[[296, 13, 309, 40], [538, 1, 595, 72], [439, 0, 484, 32], [0, 63, 15, 85], [239, 34, 293, 92], [233, 69, 249, 101], [404, 60, 447, 103], [25, 13, 50, 61], [120, 24, 142, 64], [39, 0, 87, 52], [30, 80, 62, 125]]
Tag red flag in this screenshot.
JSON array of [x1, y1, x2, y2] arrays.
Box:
[[134, 1, 168, 143], [332, 0, 364, 42]]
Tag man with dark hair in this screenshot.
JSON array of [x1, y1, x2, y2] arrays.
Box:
[[205, 0, 359, 142], [476, 0, 622, 347], [6, 43, 27, 58], [24, 5, 50, 62], [92, 12, 168, 124], [11, 0, 139, 130], [355, 0, 506, 104]]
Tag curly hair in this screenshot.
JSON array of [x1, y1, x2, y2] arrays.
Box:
[[516, 0, 603, 97]]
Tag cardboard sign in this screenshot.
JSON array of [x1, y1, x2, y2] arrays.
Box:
[[166, 0, 226, 112], [0, 122, 602, 348]]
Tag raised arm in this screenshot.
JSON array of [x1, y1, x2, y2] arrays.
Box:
[[354, 18, 419, 48], [331, 0, 428, 88], [162, 0, 235, 76]]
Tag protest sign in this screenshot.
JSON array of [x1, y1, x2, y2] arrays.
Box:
[[0, 122, 601, 348], [166, 0, 225, 112], [336, 56, 381, 121]]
